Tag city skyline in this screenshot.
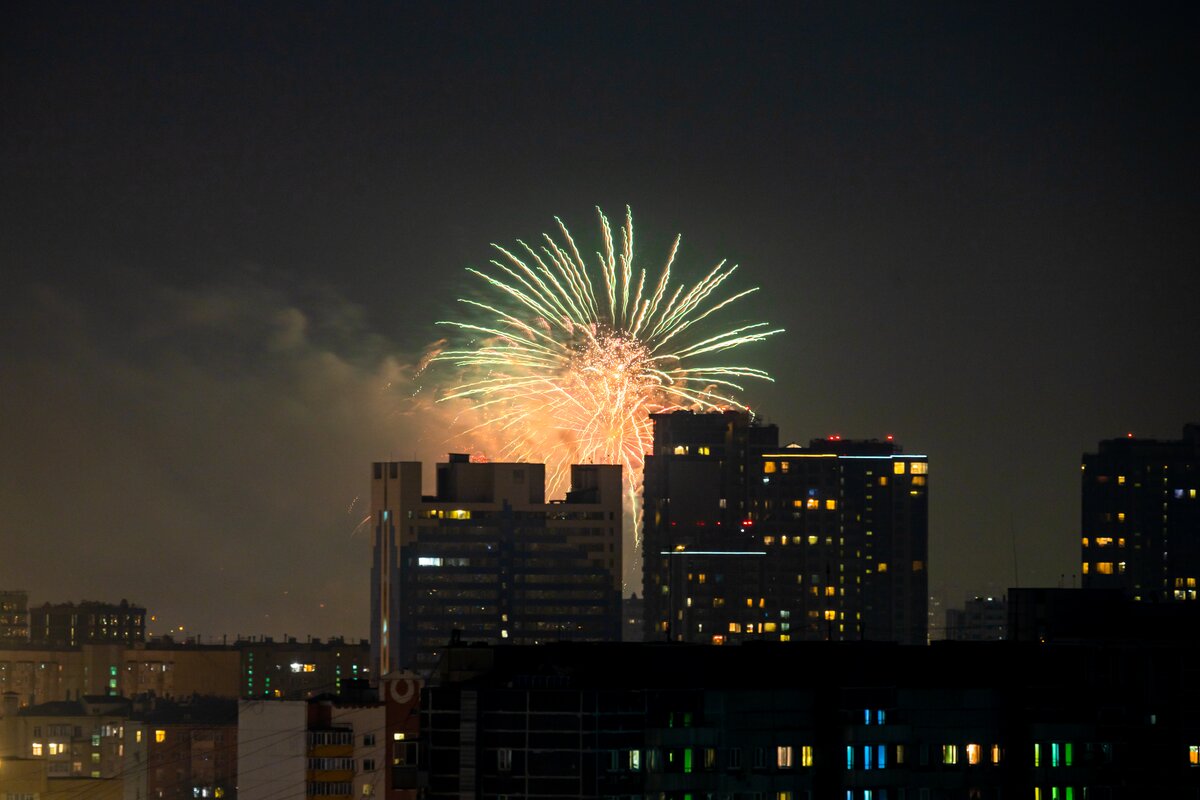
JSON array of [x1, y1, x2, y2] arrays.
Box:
[[2, 4, 1197, 639]]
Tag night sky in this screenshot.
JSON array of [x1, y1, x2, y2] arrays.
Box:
[[3, 3, 1197, 641]]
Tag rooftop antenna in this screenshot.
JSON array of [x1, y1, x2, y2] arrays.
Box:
[[1010, 510, 1020, 589]]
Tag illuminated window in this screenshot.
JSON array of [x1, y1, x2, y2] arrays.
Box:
[[793, 499, 804, 508], [447, 509, 470, 520], [807, 535, 818, 545], [991, 744, 1002, 764], [1190, 745, 1199, 766], [778, 745, 793, 768], [764, 461, 777, 474], [912, 475, 926, 486], [713, 597, 725, 608], [698, 446, 710, 456], [1095, 537, 1112, 546], [878, 562, 888, 573], [806, 498, 819, 510], [729, 622, 741, 633], [825, 586, 836, 597], [1051, 742, 1060, 767], [136, 730, 142, 743], [498, 748, 512, 771], [824, 610, 836, 621], [155, 730, 166, 743], [825, 499, 837, 510], [911, 462, 928, 475], [943, 745, 958, 765], [1082, 537, 1089, 547], [1065, 742, 1073, 766], [1117, 512, 1126, 522], [894, 462, 906, 475], [32, 742, 43, 756], [1118, 562, 1126, 574], [912, 560, 925, 571], [896, 744, 905, 765], [762, 536, 775, 546], [1118, 475, 1126, 484], [966, 743, 981, 765], [802, 745, 813, 766], [1082, 562, 1089, 574], [764, 622, 777, 632], [1034, 743, 1041, 766], [1096, 562, 1114, 575], [879, 476, 888, 486]]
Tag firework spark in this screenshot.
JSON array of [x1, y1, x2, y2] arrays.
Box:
[[434, 207, 782, 587]]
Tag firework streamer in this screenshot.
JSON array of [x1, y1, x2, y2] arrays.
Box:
[[434, 206, 782, 592]]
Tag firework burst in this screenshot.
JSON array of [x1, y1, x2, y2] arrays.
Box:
[[434, 207, 782, 586]]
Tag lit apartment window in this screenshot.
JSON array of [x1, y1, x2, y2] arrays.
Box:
[[498, 748, 512, 771], [825, 499, 837, 510], [1096, 562, 1114, 575], [943, 745, 958, 765], [1190, 745, 1199, 766], [698, 446, 710, 456], [966, 743, 981, 765], [32, 742, 43, 756], [764, 461, 777, 474], [802, 745, 813, 767], [878, 562, 888, 573], [777, 746, 793, 768], [155, 730, 166, 743], [1082, 562, 1089, 574], [629, 749, 641, 770], [807, 498, 819, 510], [824, 610, 836, 621], [991, 744, 1002, 764], [894, 462, 906, 475], [911, 462, 928, 474]]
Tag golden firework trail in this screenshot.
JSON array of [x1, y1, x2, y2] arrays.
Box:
[[434, 207, 782, 584]]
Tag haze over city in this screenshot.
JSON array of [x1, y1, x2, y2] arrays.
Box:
[[2, 3, 1197, 640]]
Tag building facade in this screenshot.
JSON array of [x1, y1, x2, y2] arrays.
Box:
[[643, 411, 929, 645], [29, 600, 146, 647], [420, 639, 1200, 799], [0, 590, 29, 644], [1081, 425, 1200, 601], [944, 595, 1008, 641], [371, 456, 623, 677]]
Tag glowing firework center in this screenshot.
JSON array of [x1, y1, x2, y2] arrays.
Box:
[[434, 207, 782, 593]]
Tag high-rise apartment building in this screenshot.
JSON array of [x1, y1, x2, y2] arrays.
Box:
[[371, 456, 623, 676], [643, 411, 928, 645], [1081, 424, 1200, 601]]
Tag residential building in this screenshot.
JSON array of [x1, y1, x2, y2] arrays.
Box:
[[370, 456, 623, 677], [0, 637, 368, 709], [1081, 424, 1200, 601], [421, 638, 1200, 798], [643, 410, 929, 645], [945, 595, 1007, 641], [237, 696, 385, 800], [29, 600, 146, 647], [0, 590, 29, 644]]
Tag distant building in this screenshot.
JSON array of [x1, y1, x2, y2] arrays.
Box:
[[642, 411, 929, 645], [0, 591, 29, 644], [0, 637, 369, 708], [371, 456, 623, 677], [945, 595, 1007, 641], [1081, 424, 1200, 601], [622, 594, 645, 642], [29, 599, 145, 647]]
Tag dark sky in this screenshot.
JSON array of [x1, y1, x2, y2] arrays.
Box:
[[3, 3, 1197, 640]]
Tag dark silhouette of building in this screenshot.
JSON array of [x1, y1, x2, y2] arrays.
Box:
[[1081, 425, 1200, 601], [419, 638, 1200, 799], [0, 591, 28, 644], [28, 600, 145, 648], [371, 457, 623, 678], [642, 411, 928, 645]]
